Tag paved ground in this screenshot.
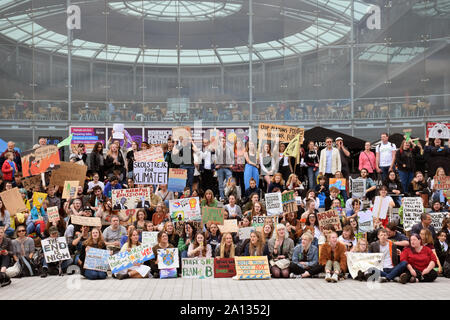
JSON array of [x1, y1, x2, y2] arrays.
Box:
[[2, 275, 449, 300]]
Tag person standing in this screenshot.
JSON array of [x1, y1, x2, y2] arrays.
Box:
[[359, 142, 376, 180], [335, 137, 350, 179], [318, 137, 341, 186], [214, 136, 234, 201], [376, 133, 397, 181], [396, 140, 417, 194], [305, 141, 320, 190], [0, 141, 21, 174]]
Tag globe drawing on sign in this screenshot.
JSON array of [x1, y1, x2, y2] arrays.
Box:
[[162, 250, 175, 266]]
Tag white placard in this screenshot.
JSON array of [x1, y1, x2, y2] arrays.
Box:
[[403, 197, 424, 232], [112, 124, 124, 139], [133, 161, 168, 185], [264, 192, 283, 216]]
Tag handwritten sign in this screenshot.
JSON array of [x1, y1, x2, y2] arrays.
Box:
[[234, 256, 271, 280], [142, 231, 159, 247], [42, 237, 70, 263], [21, 175, 43, 191], [62, 180, 79, 199], [108, 244, 154, 274], [0, 187, 27, 215], [317, 210, 342, 231], [21, 145, 60, 177], [70, 215, 102, 227], [430, 212, 446, 233], [434, 176, 450, 190], [175, 220, 202, 237], [264, 192, 283, 216], [217, 219, 239, 233], [214, 258, 236, 278], [172, 126, 191, 141], [158, 248, 179, 269], [238, 227, 255, 240], [49, 161, 87, 188], [169, 197, 201, 222], [134, 146, 164, 162], [252, 216, 278, 228], [182, 258, 214, 279], [358, 210, 373, 233], [168, 168, 187, 192], [201, 207, 225, 225], [282, 191, 297, 214], [133, 162, 168, 185], [372, 196, 390, 219], [47, 206, 60, 223], [258, 123, 304, 143], [84, 247, 110, 272], [402, 197, 424, 231], [351, 178, 366, 199]]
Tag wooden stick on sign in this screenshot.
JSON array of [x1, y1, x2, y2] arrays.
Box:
[[41, 172, 46, 188]]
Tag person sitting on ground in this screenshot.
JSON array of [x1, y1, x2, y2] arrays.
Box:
[[178, 221, 196, 258], [188, 232, 212, 258], [411, 212, 436, 239], [215, 232, 236, 258], [338, 225, 357, 251], [242, 231, 269, 256], [0, 227, 12, 277], [289, 231, 321, 279], [267, 224, 294, 278], [200, 189, 218, 208], [434, 230, 448, 268], [102, 216, 127, 254], [267, 173, 286, 194], [78, 227, 108, 280], [162, 221, 179, 248], [223, 194, 242, 221], [40, 226, 73, 277], [319, 231, 347, 283], [148, 231, 175, 278], [419, 228, 442, 274]]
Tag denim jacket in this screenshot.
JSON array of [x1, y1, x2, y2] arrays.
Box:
[[292, 243, 319, 268]]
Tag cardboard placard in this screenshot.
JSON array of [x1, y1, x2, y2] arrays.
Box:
[[169, 197, 201, 222], [357, 210, 373, 233], [217, 219, 239, 233], [214, 258, 236, 278], [174, 220, 202, 237], [21, 175, 43, 191], [41, 237, 70, 263], [282, 191, 298, 214], [49, 161, 87, 188], [234, 256, 271, 280], [0, 187, 27, 215], [264, 192, 283, 216], [21, 145, 60, 177], [372, 196, 391, 220], [158, 248, 179, 269], [238, 227, 255, 240], [317, 210, 342, 231], [134, 146, 164, 162], [346, 252, 383, 279], [427, 122, 450, 139], [329, 178, 347, 191], [133, 162, 168, 185], [402, 197, 424, 231], [434, 176, 450, 190], [257, 123, 304, 143], [47, 206, 60, 223], [62, 180, 79, 199], [142, 231, 159, 247], [182, 258, 214, 279], [350, 178, 366, 199], [168, 168, 187, 192], [111, 188, 151, 210], [201, 207, 225, 225], [84, 247, 110, 272], [172, 126, 191, 141], [108, 244, 154, 274], [70, 215, 102, 227]]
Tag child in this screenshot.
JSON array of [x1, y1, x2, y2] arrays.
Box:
[[1, 152, 17, 185], [315, 176, 329, 209]]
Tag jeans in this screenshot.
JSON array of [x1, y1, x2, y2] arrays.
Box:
[[243, 164, 259, 190], [26, 222, 43, 237], [180, 165, 194, 192], [217, 168, 232, 199], [181, 250, 188, 258], [3, 227, 14, 237], [398, 170, 414, 195], [289, 262, 323, 276], [367, 261, 407, 280], [43, 258, 73, 271], [307, 167, 319, 190], [84, 269, 107, 280], [380, 166, 391, 181]]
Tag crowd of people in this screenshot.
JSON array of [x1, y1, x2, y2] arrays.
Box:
[[0, 130, 448, 287]]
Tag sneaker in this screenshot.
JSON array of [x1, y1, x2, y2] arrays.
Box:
[[331, 273, 338, 283], [357, 270, 365, 281], [392, 277, 400, 283], [409, 276, 416, 283], [40, 268, 48, 278], [116, 273, 129, 280], [399, 273, 409, 284], [289, 273, 296, 278], [325, 272, 332, 282]]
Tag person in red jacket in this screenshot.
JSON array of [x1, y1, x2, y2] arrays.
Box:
[[399, 233, 438, 284], [1, 152, 17, 183]]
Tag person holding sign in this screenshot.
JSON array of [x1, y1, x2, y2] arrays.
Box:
[[424, 137, 449, 176], [148, 231, 175, 278], [267, 224, 294, 278], [289, 231, 321, 279], [115, 229, 151, 280], [104, 144, 125, 182], [411, 213, 436, 239], [383, 171, 404, 207], [162, 221, 179, 248], [78, 227, 108, 280], [178, 222, 197, 258], [395, 140, 418, 194], [201, 189, 218, 208], [40, 226, 73, 277], [399, 234, 438, 283], [319, 231, 347, 282]]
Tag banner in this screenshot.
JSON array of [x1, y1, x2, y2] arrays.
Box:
[[281, 191, 297, 214], [158, 248, 179, 269], [134, 146, 164, 162], [403, 197, 424, 231], [346, 252, 384, 279], [264, 192, 283, 216], [70, 215, 102, 227], [372, 196, 391, 219], [358, 210, 373, 233], [111, 188, 151, 210], [234, 256, 271, 280], [41, 237, 71, 263], [430, 212, 446, 233], [133, 161, 168, 185], [70, 127, 106, 153], [426, 122, 450, 139], [108, 244, 154, 274], [329, 178, 346, 191], [217, 219, 239, 233], [351, 178, 366, 199], [434, 176, 450, 190], [238, 227, 255, 240], [142, 231, 159, 247], [47, 206, 60, 223], [62, 180, 79, 199], [21, 145, 60, 177], [317, 210, 342, 231], [214, 258, 236, 278], [49, 161, 87, 188], [168, 168, 187, 192], [0, 187, 27, 215], [258, 123, 304, 143], [181, 258, 214, 279], [169, 197, 201, 221], [84, 247, 110, 272], [201, 207, 225, 225]]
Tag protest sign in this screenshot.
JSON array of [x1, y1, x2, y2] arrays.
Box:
[[84, 247, 110, 272], [358, 210, 373, 233], [70, 215, 102, 227], [47, 206, 60, 223], [350, 178, 366, 199], [329, 178, 346, 191], [264, 192, 283, 216], [169, 197, 201, 221], [252, 216, 278, 228], [21, 175, 43, 191], [41, 237, 70, 263], [108, 244, 154, 274], [434, 176, 450, 190], [317, 210, 342, 231], [214, 258, 236, 278], [142, 231, 159, 247], [112, 123, 124, 139], [182, 258, 214, 279], [402, 197, 424, 231], [134, 146, 164, 162], [430, 212, 446, 233], [257, 123, 304, 144], [372, 196, 391, 219], [175, 220, 202, 236], [234, 256, 271, 280], [117, 209, 137, 225], [217, 219, 239, 233], [21, 145, 60, 177], [238, 227, 255, 240], [426, 122, 450, 139], [168, 168, 187, 192], [172, 126, 191, 141], [282, 191, 297, 214], [133, 161, 168, 185], [111, 188, 151, 210], [62, 180, 79, 199], [160, 268, 178, 279], [158, 248, 179, 269], [201, 207, 225, 225], [0, 187, 27, 215], [346, 252, 384, 279], [32, 192, 47, 209], [49, 161, 87, 188]]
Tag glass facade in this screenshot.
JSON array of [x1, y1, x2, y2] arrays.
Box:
[[0, 0, 449, 151]]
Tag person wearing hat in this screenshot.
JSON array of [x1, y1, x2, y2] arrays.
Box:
[[40, 226, 73, 277], [335, 137, 350, 179]]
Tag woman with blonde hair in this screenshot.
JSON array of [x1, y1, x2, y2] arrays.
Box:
[[201, 189, 218, 208], [259, 142, 277, 192], [215, 232, 236, 258], [267, 224, 294, 278], [115, 228, 151, 279], [290, 231, 321, 279], [286, 174, 304, 193], [104, 143, 125, 181], [267, 172, 285, 193], [430, 167, 447, 204], [351, 238, 369, 253]]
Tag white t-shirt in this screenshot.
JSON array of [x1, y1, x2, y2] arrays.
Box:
[[88, 181, 105, 192], [376, 142, 396, 167], [380, 243, 394, 269]]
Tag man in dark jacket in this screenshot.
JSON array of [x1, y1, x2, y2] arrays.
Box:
[[411, 213, 436, 239], [366, 228, 407, 282], [0, 141, 22, 173]]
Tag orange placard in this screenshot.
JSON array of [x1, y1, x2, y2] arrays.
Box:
[[21, 145, 60, 178]]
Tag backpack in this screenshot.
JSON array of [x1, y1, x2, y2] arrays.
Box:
[[18, 256, 39, 277]]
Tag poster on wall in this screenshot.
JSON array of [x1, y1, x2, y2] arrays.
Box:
[[70, 127, 107, 154], [145, 128, 172, 145]]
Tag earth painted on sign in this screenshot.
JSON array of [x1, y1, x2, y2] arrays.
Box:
[[162, 250, 175, 266]]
